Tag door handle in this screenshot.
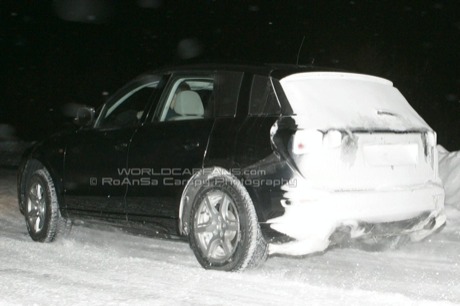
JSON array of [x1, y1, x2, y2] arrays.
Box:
[[184, 141, 200, 151]]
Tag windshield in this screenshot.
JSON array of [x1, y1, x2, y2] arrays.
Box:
[[279, 72, 430, 131]]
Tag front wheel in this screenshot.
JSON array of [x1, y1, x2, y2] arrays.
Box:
[[25, 168, 70, 242], [188, 174, 268, 271]]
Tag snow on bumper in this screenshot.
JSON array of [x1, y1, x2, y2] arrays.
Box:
[[267, 181, 446, 256]]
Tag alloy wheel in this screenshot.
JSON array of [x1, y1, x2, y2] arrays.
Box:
[[27, 181, 46, 233], [194, 190, 240, 263]]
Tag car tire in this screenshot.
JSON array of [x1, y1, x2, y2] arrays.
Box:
[[188, 173, 268, 271], [24, 168, 70, 242]]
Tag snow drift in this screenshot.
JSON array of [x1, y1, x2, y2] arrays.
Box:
[[438, 145, 460, 210]]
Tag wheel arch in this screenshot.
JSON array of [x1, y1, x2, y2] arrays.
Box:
[[179, 167, 240, 235], [18, 157, 64, 216]]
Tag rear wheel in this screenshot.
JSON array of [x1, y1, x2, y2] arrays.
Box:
[[25, 168, 70, 242], [188, 174, 268, 271]]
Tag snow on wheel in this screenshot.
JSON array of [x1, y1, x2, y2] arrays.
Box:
[[188, 174, 267, 271], [25, 168, 69, 242]]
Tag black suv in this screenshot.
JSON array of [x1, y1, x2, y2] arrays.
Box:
[[18, 64, 446, 271]]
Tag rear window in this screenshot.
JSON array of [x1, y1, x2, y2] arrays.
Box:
[[280, 72, 429, 131], [249, 75, 281, 116]]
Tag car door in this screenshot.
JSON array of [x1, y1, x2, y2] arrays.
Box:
[[125, 71, 244, 223], [64, 75, 161, 217], [125, 73, 215, 221]]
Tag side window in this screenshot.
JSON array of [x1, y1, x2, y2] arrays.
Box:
[[159, 77, 215, 122], [249, 75, 281, 116], [97, 82, 157, 129]]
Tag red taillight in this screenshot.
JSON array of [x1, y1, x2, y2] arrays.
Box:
[[291, 130, 323, 155], [291, 129, 343, 155]]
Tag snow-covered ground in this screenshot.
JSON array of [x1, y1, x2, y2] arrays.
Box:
[[1, 167, 459, 305]]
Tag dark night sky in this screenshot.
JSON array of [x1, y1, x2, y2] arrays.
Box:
[[2, 0, 460, 149]]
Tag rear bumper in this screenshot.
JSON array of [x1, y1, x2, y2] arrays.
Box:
[[266, 181, 446, 256]]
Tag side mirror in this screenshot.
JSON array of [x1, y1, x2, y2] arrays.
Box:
[[74, 107, 96, 127]]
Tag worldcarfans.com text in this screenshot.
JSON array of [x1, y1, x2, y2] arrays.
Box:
[[89, 167, 297, 188]]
